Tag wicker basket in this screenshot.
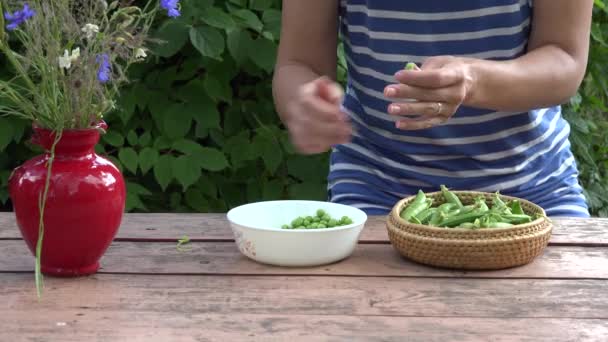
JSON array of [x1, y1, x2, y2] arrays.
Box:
[[386, 191, 552, 270]]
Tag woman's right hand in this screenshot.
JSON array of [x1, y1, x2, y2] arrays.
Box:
[[285, 76, 353, 154]]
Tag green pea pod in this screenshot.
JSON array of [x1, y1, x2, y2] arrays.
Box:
[[500, 214, 532, 224], [458, 222, 476, 229], [416, 207, 437, 224], [509, 200, 524, 215], [491, 192, 510, 212], [489, 222, 514, 228], [472, 196, 489, 212], [439, 211, 486, 228], [400, 190, 427, 221], [440, 185, 463, 208], [410, 216, 422, 224]]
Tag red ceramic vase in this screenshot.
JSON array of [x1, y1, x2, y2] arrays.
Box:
[[8, 122, 126, 277]]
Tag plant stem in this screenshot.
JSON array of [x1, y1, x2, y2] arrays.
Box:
[[35, 131, 62, 299]]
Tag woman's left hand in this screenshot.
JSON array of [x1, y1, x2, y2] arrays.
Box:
[[384, 56, 476, 130]]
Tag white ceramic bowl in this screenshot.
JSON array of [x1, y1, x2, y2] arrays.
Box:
[[226, 200, 368, 267]]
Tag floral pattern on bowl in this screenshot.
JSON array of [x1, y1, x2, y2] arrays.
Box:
[[232, 227, 256, 258]]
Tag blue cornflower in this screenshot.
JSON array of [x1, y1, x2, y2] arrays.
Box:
[[96, 54, 111, 84], [4, 3, 36, 31], [160, 0, 180, 18]]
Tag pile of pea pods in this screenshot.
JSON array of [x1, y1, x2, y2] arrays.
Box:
[[400, 185, 537, 229]]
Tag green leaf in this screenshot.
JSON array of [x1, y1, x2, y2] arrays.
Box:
[[139, 147, 159, 175], [200, 7, 236, 30], [224, 131, 255, 168], [107, 156, 123, 172], [249, 37, 277, 72], [185, 188, 209, 212], [0, 118, 14, 151], [9, 118, 26, 143], [246, 180, 262, 202], [125, 191, 147, 212], [0, 188, 9, 205], [232, 9, 263, 32], [229, 0, 248, 6], [127, 130, 138, 146], [169, 191, 183, 209], [173, 155, 201, 191], [262, 9, 281, 37], [224, 106, 244, 136], [263, 179, 283, 200], [204, 73, 232, 103], [196, 176, 218, 197], [102, 131, 124, 147], [189, 26, 225, 59], [250, 0, 274, 11], [153, 135, 173, 150], [287, 156, 328, 182], [195, 123, 210, 139], [209, 129, 226, 147], [172, 139, 205, 155], [252, 133, 283, 174], [139, 131, 152, 146], [227, 29, 252, 65], [154, 155, 174, 191], [152, 20, 190, 58], [127, 182, 153, 196], [289, 182, 327, 201], [116, 90, 137, 124], [194, 147, 229, 171], [118, 148, 139, 174], [162, 104, 192, 140], [179, 80, 222, 129]]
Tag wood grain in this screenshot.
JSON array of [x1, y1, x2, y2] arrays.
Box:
[[2, 240, 607, 279], [2, 274, 607, 342], [3, 274, 607, 319], [3, 312, 606, 342], [1, 213, 607, 245]]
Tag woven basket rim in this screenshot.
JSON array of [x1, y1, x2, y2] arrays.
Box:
[[390, 190, 548, 234]]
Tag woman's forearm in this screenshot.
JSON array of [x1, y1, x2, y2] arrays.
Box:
[[464, 45, 587, 112], [465, 0, 592, 112]]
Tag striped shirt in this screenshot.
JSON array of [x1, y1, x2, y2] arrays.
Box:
[[328, 0, 590, 217]]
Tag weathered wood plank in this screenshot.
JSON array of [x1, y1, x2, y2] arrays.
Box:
[[3, 312, 606, 342], [3, 274, 607, 319], [3, 274, 608, 342], [1, 213, 607, 245], [2, 240, 607, 278]]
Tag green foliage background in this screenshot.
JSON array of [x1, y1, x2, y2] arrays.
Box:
[[0, 0, 606, 216]]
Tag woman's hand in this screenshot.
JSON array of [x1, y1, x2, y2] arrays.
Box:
[[383, 56, 475, 130], [285, 76, 352, 154]]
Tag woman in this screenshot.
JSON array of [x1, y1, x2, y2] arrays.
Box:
[[272, 0, 593, 217]]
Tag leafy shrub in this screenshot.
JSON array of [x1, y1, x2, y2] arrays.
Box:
[[0, 0, 606, 216]]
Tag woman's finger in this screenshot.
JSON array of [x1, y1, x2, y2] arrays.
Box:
[[388, 101, 457, 117], [384, 83, 466, 104], [395, 115, 448, 130], [394, 67, 464, 89]]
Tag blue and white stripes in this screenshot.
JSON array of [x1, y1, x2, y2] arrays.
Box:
[[329, 0, 590, 217]]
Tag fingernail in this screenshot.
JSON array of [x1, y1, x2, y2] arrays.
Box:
[[388, 104, 400, 114], [385, 87, 396, 97], [395, 70, 405, 78]]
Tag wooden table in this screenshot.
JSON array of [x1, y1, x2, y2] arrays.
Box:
[[1, 213, 608, 341]]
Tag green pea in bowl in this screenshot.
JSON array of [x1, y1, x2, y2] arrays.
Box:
[[226, 200, 368, 267]]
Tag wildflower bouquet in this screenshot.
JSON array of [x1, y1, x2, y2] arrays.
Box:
[[0, 0, 180, 297]]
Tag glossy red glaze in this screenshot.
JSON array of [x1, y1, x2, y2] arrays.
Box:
[[9, 122, 125, 277]]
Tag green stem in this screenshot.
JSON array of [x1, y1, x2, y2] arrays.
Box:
[[35, 131, 62, 299]]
